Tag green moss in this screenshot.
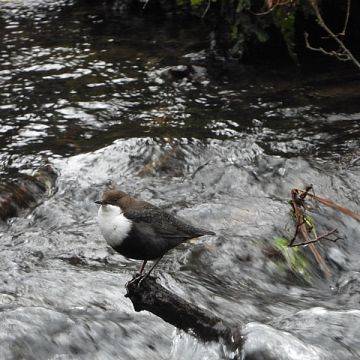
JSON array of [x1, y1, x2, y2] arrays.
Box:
[[273, 237, 311, 281]]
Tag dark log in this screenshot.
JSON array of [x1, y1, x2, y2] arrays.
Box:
[[125, 276, 242, 348]]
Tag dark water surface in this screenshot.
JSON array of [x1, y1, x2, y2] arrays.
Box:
[[1, 1, 360, 359]]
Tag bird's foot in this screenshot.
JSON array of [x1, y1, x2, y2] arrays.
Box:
[[125, 273, 144, 288], [126, 272, 157, 290], [137, 274, 149, 288]]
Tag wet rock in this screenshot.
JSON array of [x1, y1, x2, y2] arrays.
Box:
[[137, 142, 185, 177], [271, 307, 360, 359], [242, 323, 335, 360], [0, 165, 57, 221], [148, 65, 208, 84], [242, 322, 331, 360]]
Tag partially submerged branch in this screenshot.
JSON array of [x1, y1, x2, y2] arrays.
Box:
[[125, 276, 241, 347]]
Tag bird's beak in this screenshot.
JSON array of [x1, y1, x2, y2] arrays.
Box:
[[95, 200, 104, 205]]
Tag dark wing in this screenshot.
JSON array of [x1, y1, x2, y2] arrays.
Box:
[[124, 205, 214, 249]]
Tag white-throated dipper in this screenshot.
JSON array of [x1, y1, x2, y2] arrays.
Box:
[[95, 189, 215, 281]]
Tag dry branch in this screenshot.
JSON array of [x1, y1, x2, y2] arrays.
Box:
[[290, 188, 331, 277], [296, 190, 360, 222], [290, 228, 340, 247], [288, 185, 360, 276]]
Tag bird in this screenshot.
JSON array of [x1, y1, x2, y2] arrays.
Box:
[[95, 189, 215, 283]]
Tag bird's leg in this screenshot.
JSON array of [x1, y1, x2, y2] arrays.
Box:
[[139, 260, 147, 275], [126, 257, 163, 288], [126, 260, 147, 287], [145, 257, 163, 277], [137, 256, 163, 286]]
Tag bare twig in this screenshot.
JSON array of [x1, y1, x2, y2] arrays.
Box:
[[307, 0, 360, 70], [290, 228, 340, 247], [288, 220, 306, 247], [299, 184, 313, 201], [339, 0, 351, 36], [251, 6, 277, 16], [305, 33, 350, 62], [296, 189, 360, 222], [142, 0, 150, 9], [202, 0, 211, 18]]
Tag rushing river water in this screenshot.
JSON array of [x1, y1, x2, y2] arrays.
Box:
[[1, 1, 360, 359]]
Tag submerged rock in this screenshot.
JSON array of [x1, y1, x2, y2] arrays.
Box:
[[270, 307, 360, 359], [242, 306, 360, 360], [242, 322, 331, 360]]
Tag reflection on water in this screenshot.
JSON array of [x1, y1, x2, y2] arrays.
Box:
[[0, 1, 360, 359]]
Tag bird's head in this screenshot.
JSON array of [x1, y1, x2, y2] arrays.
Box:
[[95, 189, 127, 207]]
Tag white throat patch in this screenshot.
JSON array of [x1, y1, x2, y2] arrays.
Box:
[[97, 204, 132, 248]]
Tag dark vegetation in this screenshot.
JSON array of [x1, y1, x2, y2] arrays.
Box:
[[98, 0, 360, 71]]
